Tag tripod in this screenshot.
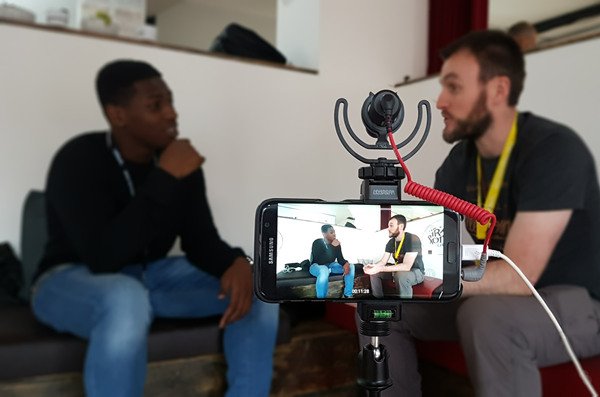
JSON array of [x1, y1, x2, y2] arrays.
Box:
[[333, 90, 432, 395], [356, 302, 402, 396]]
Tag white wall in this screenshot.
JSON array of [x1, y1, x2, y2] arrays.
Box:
[[519, 38, 600, 164], [0, 0, 432, 262], [156, 0, 277, 52], [318, 0, 429, 84], [276, 0, 320, 69]]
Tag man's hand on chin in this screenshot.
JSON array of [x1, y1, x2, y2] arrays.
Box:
[[218, 257, 253, 328]]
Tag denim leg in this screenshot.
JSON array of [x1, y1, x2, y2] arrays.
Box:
[[145, 257, 230, 318], [144, 257, 279, 397], [344, 264, 355, 296], [309, 263, 330, 298], [32, 265, 152, 397], [224, 298, 279, 396], [328, 262, 356, 297]]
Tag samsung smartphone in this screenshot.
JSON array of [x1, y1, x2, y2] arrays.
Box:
[[255, 199, 462, 303]]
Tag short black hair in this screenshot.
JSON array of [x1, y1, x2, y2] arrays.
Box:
[[321, 224, 334, 234], [390, 214, 407, 229], [440, 30, 525, 106], [96, 60, 162, 107]]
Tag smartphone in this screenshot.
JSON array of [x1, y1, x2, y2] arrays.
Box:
[[254, 199, 462, 303]]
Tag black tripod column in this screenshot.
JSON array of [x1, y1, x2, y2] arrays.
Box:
[[357, 303, 402, 396]]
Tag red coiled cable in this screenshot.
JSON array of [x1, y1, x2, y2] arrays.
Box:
[[386, 118, 496, 253]]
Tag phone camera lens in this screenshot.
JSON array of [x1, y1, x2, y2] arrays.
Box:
[[265, 222, 271, 228]]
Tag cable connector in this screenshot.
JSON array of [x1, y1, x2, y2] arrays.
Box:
[[461, 244, 488, 282], [461, 244, 484, 261], [487, 249, 503, 259]]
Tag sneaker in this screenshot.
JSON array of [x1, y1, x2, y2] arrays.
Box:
[[341, 294, 354, 299]]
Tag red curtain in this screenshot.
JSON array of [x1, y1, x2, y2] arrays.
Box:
[[427, 0, 489, 75]]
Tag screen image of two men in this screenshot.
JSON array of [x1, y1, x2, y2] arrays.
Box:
[[275, 204, 443, 300]]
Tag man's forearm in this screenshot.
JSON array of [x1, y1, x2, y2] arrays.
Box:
[[461, 260, 532, 296], [379, 264, 409, 272]]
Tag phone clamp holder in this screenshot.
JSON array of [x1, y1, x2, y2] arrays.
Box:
[[357, 302, 402, 396], [358, 159, 406, 203], [334, 90, 431, 204]]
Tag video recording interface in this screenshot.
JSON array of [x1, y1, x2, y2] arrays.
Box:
[[274, 203, 446, 300]]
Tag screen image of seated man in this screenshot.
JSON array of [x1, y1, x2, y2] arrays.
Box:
[[29, 60, 279, 397], [309, 224, 355, 298], [364, 214, 424, 299]]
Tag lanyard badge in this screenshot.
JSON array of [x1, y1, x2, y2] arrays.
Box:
[[476, 113, 518, 240], [107, 132, 157, 198], [394, 233, 406, 261]]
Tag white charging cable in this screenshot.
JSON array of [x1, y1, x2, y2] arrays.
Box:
[[463, 245, 598, 397]]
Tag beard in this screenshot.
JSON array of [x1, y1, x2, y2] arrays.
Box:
[[442, 90, 493, 144], [389, 230, 400, 238]]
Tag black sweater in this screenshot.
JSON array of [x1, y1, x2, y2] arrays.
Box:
[[311, 239, 348, 266], [35, 132, 244, 280]]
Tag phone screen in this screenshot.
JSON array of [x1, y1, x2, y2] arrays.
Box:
[[255, 201, 461, 302]]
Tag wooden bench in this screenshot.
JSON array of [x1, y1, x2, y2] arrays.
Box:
[[0, 318, 360, 397]]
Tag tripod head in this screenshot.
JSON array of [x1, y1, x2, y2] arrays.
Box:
[[356, 302, 402, 395], [334, 90, 432, 203]]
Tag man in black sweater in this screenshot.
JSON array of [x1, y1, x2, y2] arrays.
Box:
[[31, 60, 278, 397], [309, 224, 355, 298]]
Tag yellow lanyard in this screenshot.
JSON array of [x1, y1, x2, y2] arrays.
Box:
[[476, 113, 518, 239], [394, 234, 406, 261]]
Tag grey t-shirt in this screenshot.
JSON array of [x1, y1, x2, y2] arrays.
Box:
[[434, 112, 600, 299], [384, 232, 424, 273]]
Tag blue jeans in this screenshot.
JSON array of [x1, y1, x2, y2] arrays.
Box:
[[32, 256, 279, 397], [309, 262, 355, 298]]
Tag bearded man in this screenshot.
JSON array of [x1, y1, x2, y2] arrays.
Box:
[[357, 30, 600, 397]]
